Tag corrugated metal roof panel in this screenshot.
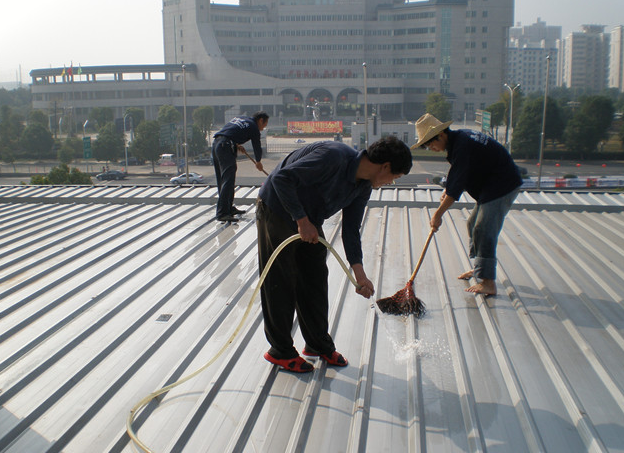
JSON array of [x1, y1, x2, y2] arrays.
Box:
[[1, 186, 623, 453]]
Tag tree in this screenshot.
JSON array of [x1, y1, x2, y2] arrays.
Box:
[[30, 163, 93, 185], [189, 124, 207, 155], [192, 105, 214, 145], [124, 107, 145, 130], [158, 105, 182, 125], [130, 120, 161, 172], [21, 123, 54, 159], [579, 95, 614, 142], [424, 93, 452, 121], [58, 142, 75, 164], [92, 122, 125, 162], [1, 105, 24, 155], [563, 111, 602, 158], [486, 101, 506, 140], [511, 96, 564, 159], [89, 107, 114, 130], [29, 110, 49, 129]]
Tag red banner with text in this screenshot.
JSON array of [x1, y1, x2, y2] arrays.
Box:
[[288, 121, 343, 134]]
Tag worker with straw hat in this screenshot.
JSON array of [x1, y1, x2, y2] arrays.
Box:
[[413, 113, 522, 296], [257, 136, 412, 372]]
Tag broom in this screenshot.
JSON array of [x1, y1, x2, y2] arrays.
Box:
[[237, 145, 269, 175], [376, 228, 435, 317]]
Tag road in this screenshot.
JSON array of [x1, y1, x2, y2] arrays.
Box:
[[1, 154, 623, 187]]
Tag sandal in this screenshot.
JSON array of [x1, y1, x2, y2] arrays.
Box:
[[264, 352, 314, 373], [302, 347, 348, 367]]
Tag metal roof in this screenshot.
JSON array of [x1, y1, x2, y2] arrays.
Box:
[[1, 184, 624, 453]]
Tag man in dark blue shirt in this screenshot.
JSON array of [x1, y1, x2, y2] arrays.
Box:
[[212, 112, 269, 222], [413, 113, 522, 295], [257, 136, 412, 372]]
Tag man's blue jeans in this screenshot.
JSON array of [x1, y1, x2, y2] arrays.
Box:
[[466, 188, 519, 280]]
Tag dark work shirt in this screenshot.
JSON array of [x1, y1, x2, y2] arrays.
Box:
[[259, 141, 372, 266], [444, 129, 522, 204], [214, 116, 263, 161]]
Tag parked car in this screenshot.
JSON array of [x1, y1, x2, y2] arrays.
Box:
[[96, 170, 126, 181], [170, 172, 204, 185], [193, 157, 213, 166], [126, 157, 145, 165]]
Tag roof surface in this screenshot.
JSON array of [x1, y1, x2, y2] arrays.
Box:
[[1, 184, 623, 453]]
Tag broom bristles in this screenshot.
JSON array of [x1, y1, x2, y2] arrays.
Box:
[[376, 281, 426, 317]]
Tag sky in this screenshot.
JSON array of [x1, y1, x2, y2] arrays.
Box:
[[1, 0, 621, 84]]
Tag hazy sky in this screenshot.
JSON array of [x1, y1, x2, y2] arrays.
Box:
[[1, 0, 621, 83]]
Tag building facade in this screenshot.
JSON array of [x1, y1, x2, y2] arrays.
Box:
[[507, 19, 560, 93], [558, 25, 610, 92], [609, 25, 624, 92], [31, 0, 513, 128]]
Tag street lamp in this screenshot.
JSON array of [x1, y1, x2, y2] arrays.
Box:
[[537, 55, 551, 190], [503, 82, 520, 152], [362, 62, 368, 149], [123, 113, 132, 173], [182, 64, 189, 184]]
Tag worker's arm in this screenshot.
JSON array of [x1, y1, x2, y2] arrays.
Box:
[[296, 216, 319, 243], [351, 263, 374, 299], [430, 190, 456, 232]]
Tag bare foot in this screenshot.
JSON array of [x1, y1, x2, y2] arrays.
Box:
[[465, 279, 497, 296], [458, 270, 473, 280]]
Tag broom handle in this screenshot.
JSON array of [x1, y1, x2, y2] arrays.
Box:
[[407, 228, 435, 284], [239, 146, 269, 176]]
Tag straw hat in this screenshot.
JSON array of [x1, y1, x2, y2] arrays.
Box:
[[412, 113, 453, 150]]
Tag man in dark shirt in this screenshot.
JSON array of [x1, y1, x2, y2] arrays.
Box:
[[257, 136, 413, 372], [413, 113, 522, 295], [212, 112, 269, 222]]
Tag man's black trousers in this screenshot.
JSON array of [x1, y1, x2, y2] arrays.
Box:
[[256, 199, 336, 359]]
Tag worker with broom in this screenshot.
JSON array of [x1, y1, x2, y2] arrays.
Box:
[[212, 111, 269, 222], [257, 136, 413, 372], [413, 113, 522, 296]]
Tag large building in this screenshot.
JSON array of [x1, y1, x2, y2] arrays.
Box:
[[609, 25, 624, 92], [507, 19, 560, 94], [31, 0, 513, 127], [557, 25, 610, 92]]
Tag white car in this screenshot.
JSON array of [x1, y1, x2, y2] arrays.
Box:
[[170, 172, 204, 185]]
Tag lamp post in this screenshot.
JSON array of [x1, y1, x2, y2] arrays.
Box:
[[123, 114, 131, 173], [537, 55, 551, 190], [362, 62, 368, 150], [182, 64, 189, 184], [503, 82, 520, 152]]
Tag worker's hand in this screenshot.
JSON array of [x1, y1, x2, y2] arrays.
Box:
[[296, 216, 319, 243], [352, 264, 375, 299], [255, 160, 264, 173], [430, 212, 443, 232], [237, 144, 245, 154]]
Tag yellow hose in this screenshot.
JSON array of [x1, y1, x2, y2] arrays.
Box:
[[126, 234, 360, 452]]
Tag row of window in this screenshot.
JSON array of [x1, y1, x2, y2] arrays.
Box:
[[379, 12, 436, 22], [278, 14, 364, 21]]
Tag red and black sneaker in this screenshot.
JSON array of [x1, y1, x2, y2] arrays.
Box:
[[263, 352, 314, 373], [302, 347, 348, 367]]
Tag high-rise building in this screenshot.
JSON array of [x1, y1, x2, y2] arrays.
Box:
[[609, 26, 624, 92], [558, 25, 610, 92], [31, 0, 514, 125], [507, 19, 560, 93], [163, 0, 513, 121]]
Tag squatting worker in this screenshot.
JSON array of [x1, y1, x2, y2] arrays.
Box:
[[414, 113, 522, 296], [212, 112, 269, 222], [257, 136, 413, 372]]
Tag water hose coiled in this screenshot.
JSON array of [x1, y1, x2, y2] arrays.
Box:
[[126, 234, 360, 452]]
